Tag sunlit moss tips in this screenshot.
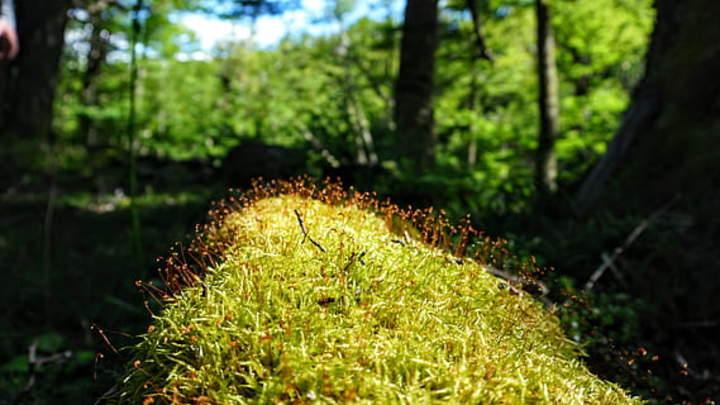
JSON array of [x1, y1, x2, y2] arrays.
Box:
[[108, 179, 643, 404]]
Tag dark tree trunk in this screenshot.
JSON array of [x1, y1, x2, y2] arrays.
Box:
[[534, 0, 559, 197], [577, 0, 720, 212], [80, 7, 110, 148], [576, 0, 720, 368], [0, 0, 70, 139], [0, 0, 69, 190], [466, 0, 493, 62], [394, 0, 439, 174]]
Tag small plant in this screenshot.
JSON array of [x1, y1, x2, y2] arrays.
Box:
[[105, 178, 643, 404], [554, 277, 669, 402]]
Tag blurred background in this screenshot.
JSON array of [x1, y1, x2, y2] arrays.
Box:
[[1, 0, 719, 403]]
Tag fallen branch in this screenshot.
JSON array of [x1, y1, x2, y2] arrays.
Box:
[[582, 195, 680, 292], [483, 264, 554, 308], [12, 343, 72, 405]]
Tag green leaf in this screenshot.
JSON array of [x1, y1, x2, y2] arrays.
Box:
[[1, 355, 29, 373], [35, 332, 64, 352]]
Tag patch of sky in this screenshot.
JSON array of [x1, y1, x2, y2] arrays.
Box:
[[65, 0, 403, 63], [174, 0, 403, 60]]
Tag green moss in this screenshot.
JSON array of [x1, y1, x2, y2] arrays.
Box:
[[109, 192, 643, 404]]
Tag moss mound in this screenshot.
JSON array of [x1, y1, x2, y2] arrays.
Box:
[[109, 181, 642, 404]]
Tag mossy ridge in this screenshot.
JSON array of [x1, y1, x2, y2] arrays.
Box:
[[110, 183, 642, 404]]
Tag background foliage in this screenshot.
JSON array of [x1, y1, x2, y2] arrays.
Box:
[[7, 0, 711, 403]]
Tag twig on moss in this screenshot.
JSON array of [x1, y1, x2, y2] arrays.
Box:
[[294, 209, 327, 253], [342, 251, 366, 273]]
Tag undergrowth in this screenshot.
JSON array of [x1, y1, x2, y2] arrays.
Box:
[[105, 179, 643, 404]]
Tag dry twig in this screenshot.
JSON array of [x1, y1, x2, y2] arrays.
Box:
[[294, 209, 327, 253], [583, 195, 680, 292]]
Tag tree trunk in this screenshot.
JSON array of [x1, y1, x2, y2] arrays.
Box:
[[0, 0, 69, 139], [466, 0, 493, 62], [578, 0, 720, 215], [534, 0, 559, 197], [80, 7, 110, 148], [576, 0, 720, 354], [394, 0, 439, 174]]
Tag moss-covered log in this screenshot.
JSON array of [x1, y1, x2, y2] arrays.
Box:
[[108, 181, 641, 404]]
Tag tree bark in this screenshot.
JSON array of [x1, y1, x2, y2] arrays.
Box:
[[466, 0, 493, 62], [534, 0, 559, 197], [0, 0, 70, 139], [577, 0, 720, 213], [576, 0, 720, 337], [79, 6, 110, 148], [394, 0, 439, 174]]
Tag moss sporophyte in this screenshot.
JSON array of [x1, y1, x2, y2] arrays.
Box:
[[106, 179, 644, 404]]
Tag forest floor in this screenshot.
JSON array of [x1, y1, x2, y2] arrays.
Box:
[[0, 179, 225, 403]]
